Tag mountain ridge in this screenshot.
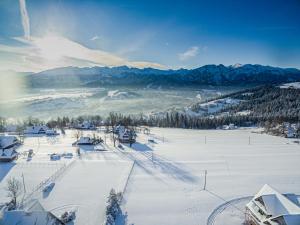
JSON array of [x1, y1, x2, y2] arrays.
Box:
[[28, 64, 300, 88]]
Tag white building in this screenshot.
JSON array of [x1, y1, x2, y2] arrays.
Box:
[[46, 129, 59, 136], [76, 121, 95, 130], [0, 136, 19, 149], [0, 148, 18, 162], [222, 123, 237, 130], [118, 129, 136, 143], [76, 137, 94, 145], [24, 125, 49, 135], [114, 125, 125, 134], [286, 125, 296, 138], [0, 200, 63, 225], [0, 136, 19, 162], [245, 184, 300, 225]]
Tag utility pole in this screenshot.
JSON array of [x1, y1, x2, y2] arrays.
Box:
[[248, 136, 251, 145], [203, 170, 207, 190], [205, 136, 207, 144], [22, 173, 26, 193]]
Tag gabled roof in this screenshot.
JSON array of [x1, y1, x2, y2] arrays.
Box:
[[24, 125, 49, 134], [0, 200, 62, 225], [253, 184, 300, 215], [247, 184, 300, 225], [0, 148, 17, 158], [78, 136, 92, 143], [0, 136, 18, 149]]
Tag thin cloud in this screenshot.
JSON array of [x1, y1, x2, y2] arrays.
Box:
[[0, 0, 166, 72], [0, 35, 166, 72], [19, 0, 30, 39], [178, 46, 199, 61], [90, 35, 100, 41]]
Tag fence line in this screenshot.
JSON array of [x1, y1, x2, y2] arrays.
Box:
[[22, 160, 76, 207], [102, 160, 135, 225], [121, 161, 136, 199]]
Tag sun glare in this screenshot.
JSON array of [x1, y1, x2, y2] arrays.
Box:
[[34, 35, 66, 61]]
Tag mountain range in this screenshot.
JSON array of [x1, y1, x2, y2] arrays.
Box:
[[27, 64, 300, 88]]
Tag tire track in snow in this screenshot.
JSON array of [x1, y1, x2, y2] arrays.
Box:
[[206, 196, 253, 225]]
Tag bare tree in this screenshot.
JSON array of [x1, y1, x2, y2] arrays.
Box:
[[6, 177, 22, 209], [108, 113, 117, 147], [73, 130, 82, 140]]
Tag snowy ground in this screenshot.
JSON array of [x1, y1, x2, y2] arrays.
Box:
[[115, 128, 300, 225], [0, 130, 133, 225], [280, 82, 300, 89], [1, 128, 300, 225]]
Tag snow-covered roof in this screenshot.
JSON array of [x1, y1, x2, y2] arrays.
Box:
[[78, 136, 92, 144], [24, 125, 49, 134], [0, 200, 62, 225], [0, 136, 18, 149], [0, 148, 17, 158], [247, 184, 300, 225]]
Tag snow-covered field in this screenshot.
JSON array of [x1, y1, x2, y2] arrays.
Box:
[[116, 128, 300, 225], [185, 97, 240, 116], [0, 130, 133, 225], [1, 128, 300, 225], [280, 82, 300, 89]]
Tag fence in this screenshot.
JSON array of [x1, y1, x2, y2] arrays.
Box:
[[21, 160, 76, 207], [102, 160, 136, 225]]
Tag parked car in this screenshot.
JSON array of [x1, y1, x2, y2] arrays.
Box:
[[50, 153, 60, 160], [148, 138, 155, 143], [62, 152, 73, 158], [43, 182, 55, 193]]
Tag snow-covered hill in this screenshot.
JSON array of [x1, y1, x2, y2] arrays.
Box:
[[280, 82, 300, 89]]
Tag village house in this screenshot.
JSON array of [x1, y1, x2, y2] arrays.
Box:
[[284, 123, 298, 138], [24, 125, 49, 135], [0, 135, 20, 162], [75, 137, 94, 145], [118, 129, 136, 143], [0, 199, 63, 225], [75, 121, 95, 130], [245, 184, 300, 225], [45, 129, 59, 136], [113, 125, 125, 134], [222, 123, 237, 130]]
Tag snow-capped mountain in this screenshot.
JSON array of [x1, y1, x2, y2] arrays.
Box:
[[28, 64, 300, 87]]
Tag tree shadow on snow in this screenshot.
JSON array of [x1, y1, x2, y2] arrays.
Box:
[[0, 162, 16, 182], [126, 142, 153, 152], [79, 145, 95, 151], [151, 154, 198, 183], [117, 143, 198, 184]]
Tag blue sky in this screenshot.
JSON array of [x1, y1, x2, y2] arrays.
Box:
[[0, 0, 299, 72]]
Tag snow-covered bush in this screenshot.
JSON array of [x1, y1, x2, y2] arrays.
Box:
[[105, 189, 123, 225]]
